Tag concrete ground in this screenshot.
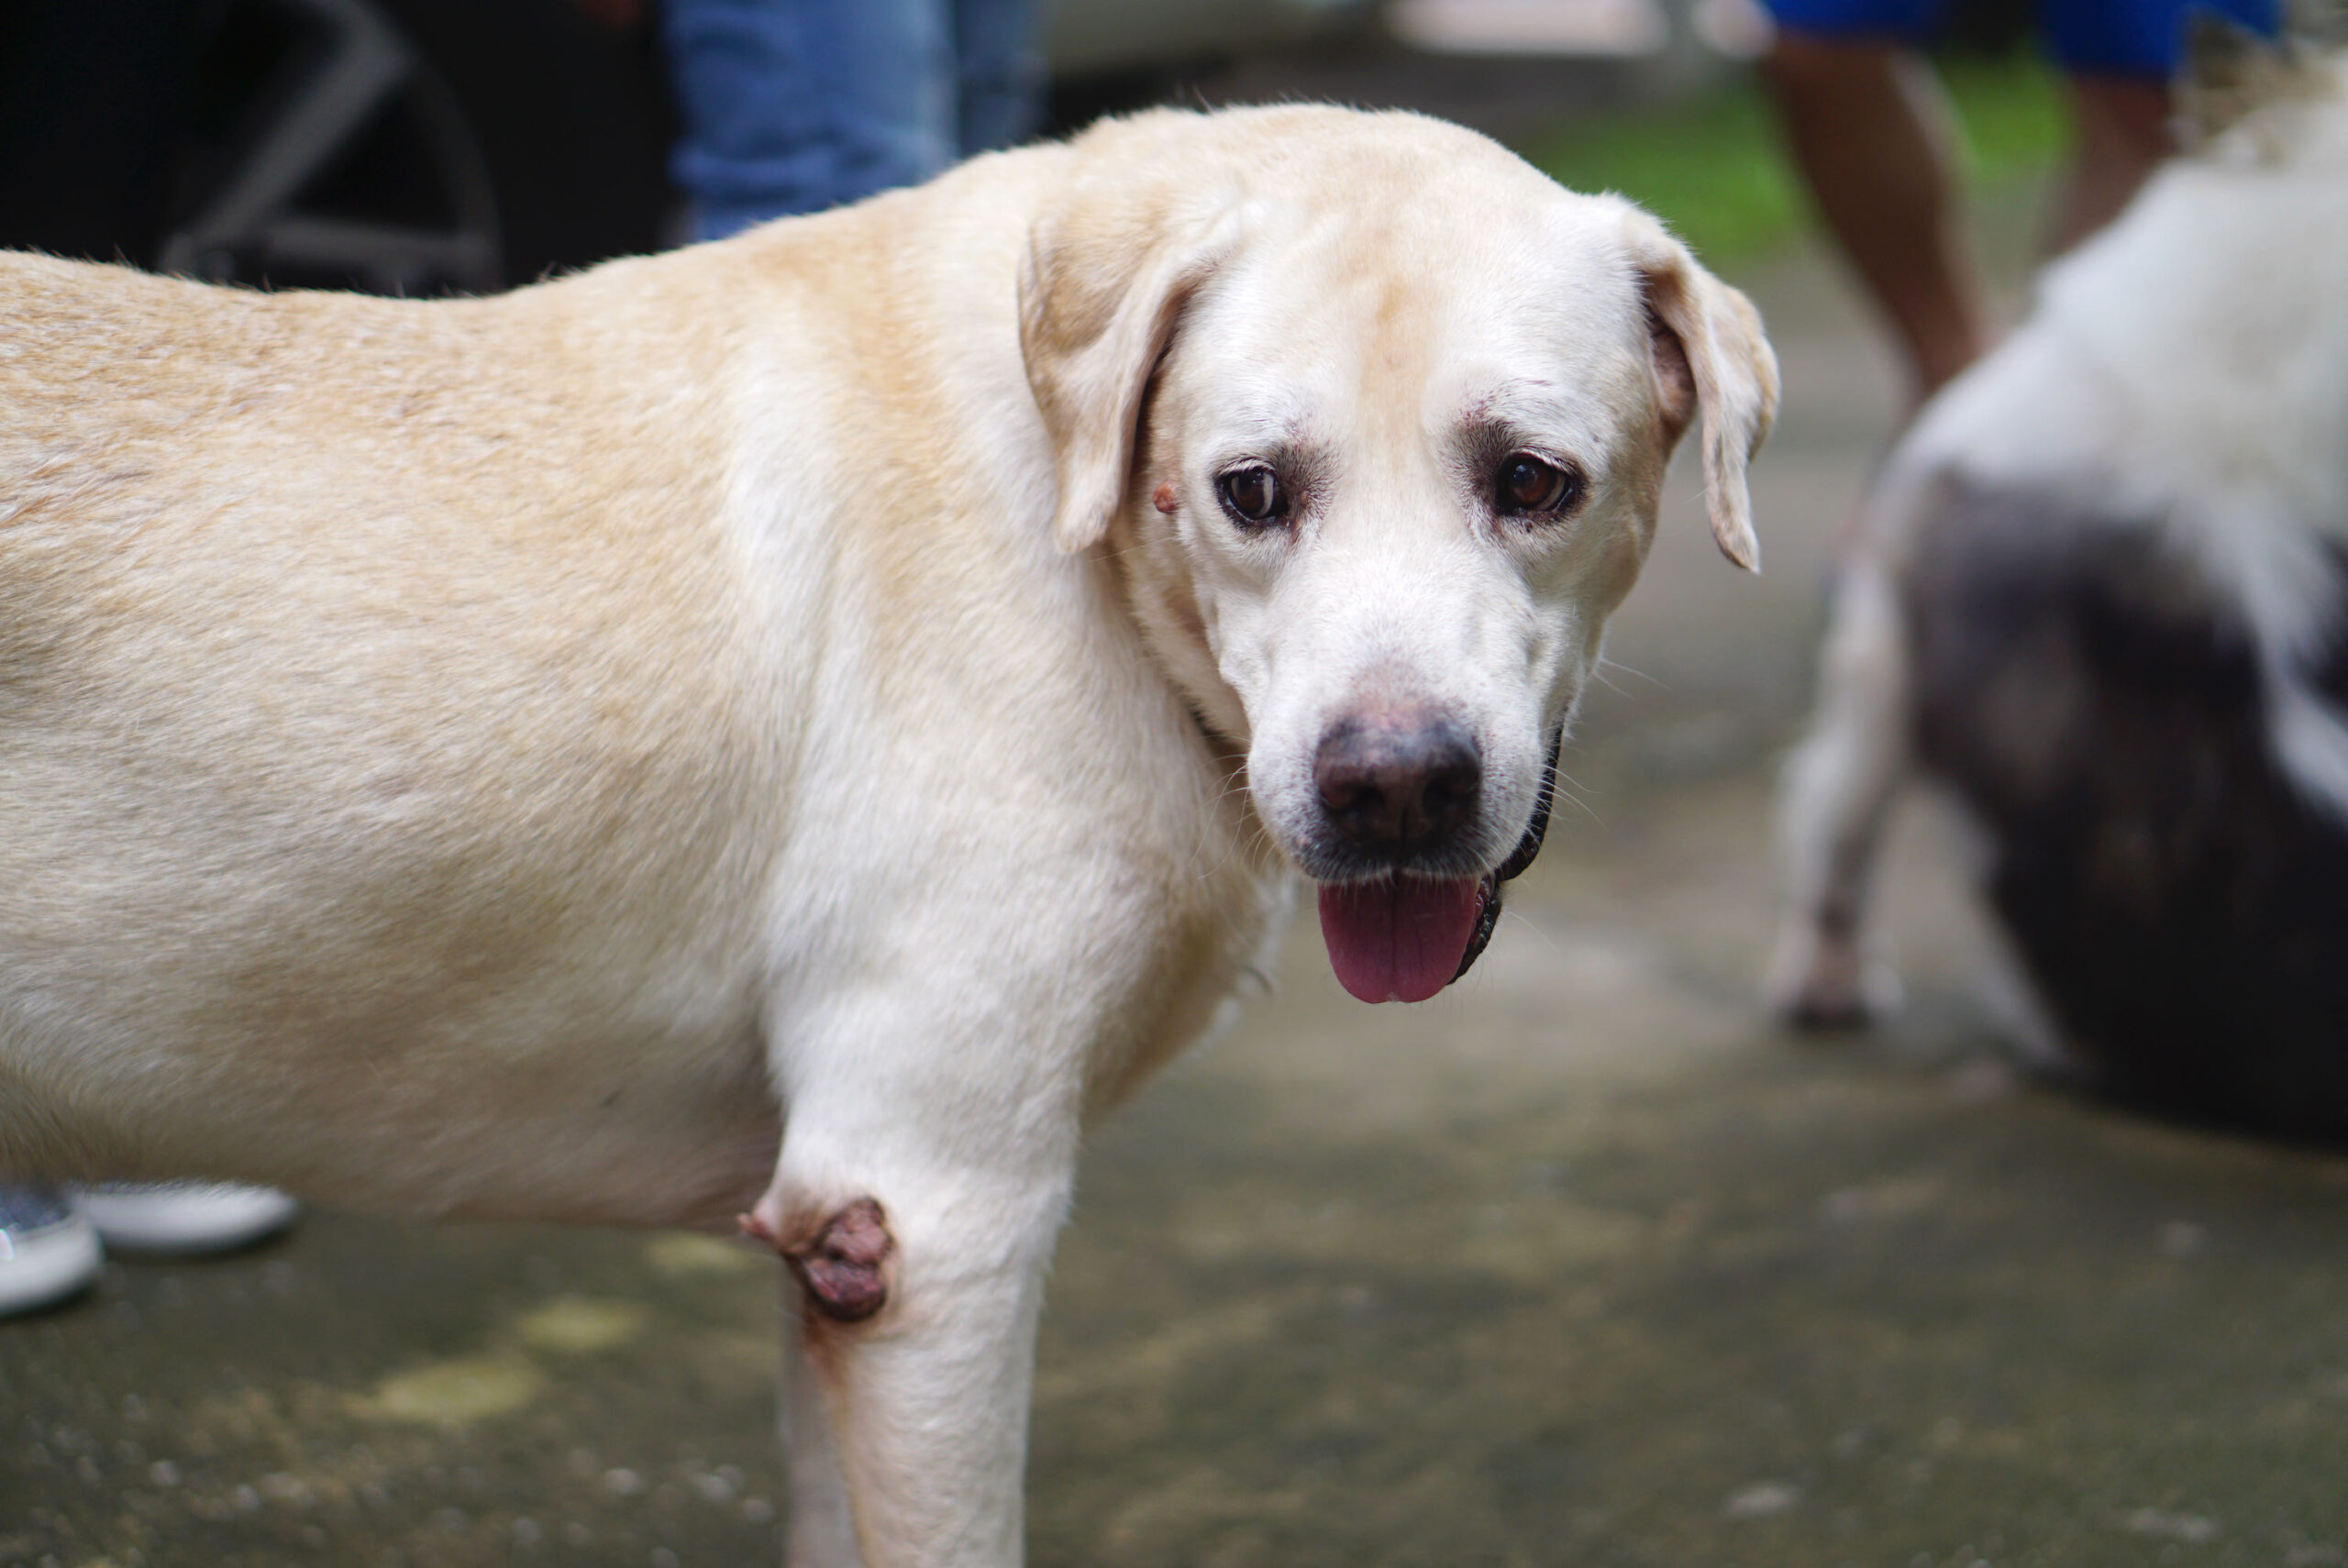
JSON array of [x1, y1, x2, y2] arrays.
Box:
[[11, 198, 2348, 1568]]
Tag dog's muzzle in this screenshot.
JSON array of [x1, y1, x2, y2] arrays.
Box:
[[1451, 726, 1562, 983]]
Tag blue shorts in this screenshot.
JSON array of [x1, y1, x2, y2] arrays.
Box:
[[1760, 0, 2279, 74]]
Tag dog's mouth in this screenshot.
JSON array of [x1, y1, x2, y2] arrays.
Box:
[[1317, 874, 1486, 1003], [1314, 729, 1562, 1003]]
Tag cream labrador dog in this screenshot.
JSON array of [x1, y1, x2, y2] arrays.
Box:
[[0, 106, 1774, 1564]]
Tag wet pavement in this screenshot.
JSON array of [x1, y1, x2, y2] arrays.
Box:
[[12, 206, 2348, 1568]]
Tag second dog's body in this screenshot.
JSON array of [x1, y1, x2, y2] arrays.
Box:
[[1772, 55, 2348, 1133]]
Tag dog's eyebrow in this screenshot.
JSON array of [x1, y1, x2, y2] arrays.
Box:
[[1454, 384, 1609, 460], [1217, 390, 1318, 447], [1210, 402, 1325, 467], [1456, 414, 1581, 469]]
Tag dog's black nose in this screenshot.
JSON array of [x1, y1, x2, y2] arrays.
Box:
[[1314, 710, 1481, 858]]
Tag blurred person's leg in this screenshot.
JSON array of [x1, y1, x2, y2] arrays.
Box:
[[2052, 75, 2173, 248], [1760, 25, 1992, 404], [664, 0, 956, 239], [2041, 0, 2280, 253], [951, 0, 1043, 157]]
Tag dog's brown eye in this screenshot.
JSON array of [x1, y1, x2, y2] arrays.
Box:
[[1496, 454, 1584, 517], [1216, 466, 1289, 526]]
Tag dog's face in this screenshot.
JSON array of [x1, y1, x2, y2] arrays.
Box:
[[1023, 108, 1777, 1002]]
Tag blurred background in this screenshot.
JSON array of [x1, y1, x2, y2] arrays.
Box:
[[0, 0, 2063, 294], [7, 5, 2346, 1568]]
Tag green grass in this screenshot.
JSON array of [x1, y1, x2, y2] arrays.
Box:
[[1521, 50, 2067, 268]]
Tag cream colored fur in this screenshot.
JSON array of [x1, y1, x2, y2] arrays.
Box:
[[0, 106, 1772, 1566]]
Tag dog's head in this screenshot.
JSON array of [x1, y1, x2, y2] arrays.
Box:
[[1021, 107, 1778, 1002]]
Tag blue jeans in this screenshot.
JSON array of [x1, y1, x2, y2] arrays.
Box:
[[663, 0, 1041, 240]]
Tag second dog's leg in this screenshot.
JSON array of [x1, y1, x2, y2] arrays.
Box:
[[1768, 558, 1911, 1026]]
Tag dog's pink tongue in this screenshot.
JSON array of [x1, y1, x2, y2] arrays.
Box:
[[1317, 876, 1483, 1004]]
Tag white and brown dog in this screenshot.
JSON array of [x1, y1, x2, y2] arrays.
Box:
[[0, 106, 1774, 1562], [1771, 43, 2348, 1136]]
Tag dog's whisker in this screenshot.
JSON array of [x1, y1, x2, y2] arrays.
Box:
[[1547, 768, 1604, 826], [1594, 654, 1664, 690]]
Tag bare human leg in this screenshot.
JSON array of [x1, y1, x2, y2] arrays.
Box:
[[2050, 72, 2172, 252], [1762, 32, 1995, 407]]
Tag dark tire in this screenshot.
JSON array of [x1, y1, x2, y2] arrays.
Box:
[[161, 0, 672, 295], [364, 0, 674, 285]]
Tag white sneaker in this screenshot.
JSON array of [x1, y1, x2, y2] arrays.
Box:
[[0, 1184, 104, 1317], [78, 1183, 299, 1256]]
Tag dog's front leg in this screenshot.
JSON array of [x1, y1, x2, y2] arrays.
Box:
[[1768, 558, 1911, 1026], [744, 1032, 1080, 1568], [777, 1272, 862, 1566]]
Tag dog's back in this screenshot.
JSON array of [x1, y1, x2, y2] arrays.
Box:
[[0, 251, 792, 1213]]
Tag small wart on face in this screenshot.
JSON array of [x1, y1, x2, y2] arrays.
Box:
[[1153, 483, 1180, 514]]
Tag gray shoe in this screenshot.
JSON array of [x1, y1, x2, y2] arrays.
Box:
[[0, 1184, 103, 1317], [79, 1183, 299, 1255]]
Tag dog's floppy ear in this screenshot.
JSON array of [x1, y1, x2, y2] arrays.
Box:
[[1019, 185, 1248, 553], [1623, 213, 1779, 573]]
